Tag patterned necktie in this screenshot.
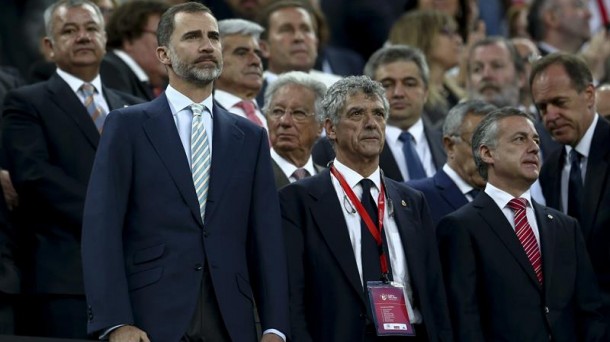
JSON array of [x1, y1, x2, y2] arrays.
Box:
[[235, 100, 264, 127], [291, 168, 310, 181], [507, 198, 543, 284], [398, 131, 427, 180], [190, 103, 211, 221], [567, 149, 583, 220], [79, 83, 106, 131]]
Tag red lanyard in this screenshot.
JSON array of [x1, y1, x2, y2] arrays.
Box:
[[330, 165, 390, 277]]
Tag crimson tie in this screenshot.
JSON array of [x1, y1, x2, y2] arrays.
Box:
[[235, 100, 264, 127], [507, 198, 543, 284]]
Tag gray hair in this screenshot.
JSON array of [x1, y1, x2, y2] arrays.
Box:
[[262, 71, 327, 121], [321, 75, 389, 125], [443, 100, 497, 136], [472, 107, 533, 180], [363, 45, 430, 88], [218, 18, 264, 40], [44, 0, 104, 40]]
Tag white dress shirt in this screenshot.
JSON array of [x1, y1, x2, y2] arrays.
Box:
[[385, 119, 436, 181], [484, 182, 541, 247], [112, 49, 149, 82], [443, 164, 478, 202], [330, 159, 421, 323], [56, 68, 110, 115], [214, 89, 268, 131], [270, 148, 316, 182]]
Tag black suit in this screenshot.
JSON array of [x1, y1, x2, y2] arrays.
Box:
[[100, 51, 155, 101], [280, 169, 453, 341], [271, 159, 325, 190], [539, 117, 610, 323], [314, 46, 365, 77], [1, 72, 142, 338], [312, 127, 446, 182], [437, 192, 606, 341]]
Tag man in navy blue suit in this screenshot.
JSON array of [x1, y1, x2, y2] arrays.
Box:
[[408, 100, 496, 226], [81, 3, 289, 341], [280, 76, 452, 341]]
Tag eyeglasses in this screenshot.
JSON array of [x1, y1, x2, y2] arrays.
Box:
[[268, 108, 315, 122]]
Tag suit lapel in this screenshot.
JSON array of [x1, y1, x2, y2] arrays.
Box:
[[142, 95, 203, 226], [424, 125, 446, 169], [582, 119, 610, 238], [379, 141, 403, 182], [310, 170, 365, 303], [434, 170, 468, 210], [272, 159, 290, 189], [475, 193, 542, 290], [47, 74, 99, 148], [534, 201, 555, 294], [204, 103, 243, 225], [541, 149, 564, 210]]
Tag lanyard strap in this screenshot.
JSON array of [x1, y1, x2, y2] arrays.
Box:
[[330, 166, 390, 276]]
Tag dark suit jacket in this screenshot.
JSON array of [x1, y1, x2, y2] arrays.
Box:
[[312, 127, 446, 182], [314, 46, 365, 77], [437, 192, 606, 342], [1, 72, 141, 295], [539, 117, 610, 319], [81, 96, 289, 341], [100, 51, 155, 101], [280, 169, 453, 341], [407, 169, 469, 227]]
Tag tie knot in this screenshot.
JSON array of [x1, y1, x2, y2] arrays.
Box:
[[236, 100, 256, 112], [191, 103, 205, 117], [569, 149, 582, 164], [80, 83, 95, 96], [291, 168, 310, 181], [398, 131, 415, 143], [360, 179, 375, 193], [507, 198, 527, 211]]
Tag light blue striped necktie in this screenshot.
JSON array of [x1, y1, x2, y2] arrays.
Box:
[[190, 103, 211, 221], [79, 83, 106, 132]]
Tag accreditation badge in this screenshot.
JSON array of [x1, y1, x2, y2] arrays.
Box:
[[367, 281, 415, 336]]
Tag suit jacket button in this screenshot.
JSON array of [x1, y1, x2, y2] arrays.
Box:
[[544, 306, 550, 314], [194, 264, 203, 271]]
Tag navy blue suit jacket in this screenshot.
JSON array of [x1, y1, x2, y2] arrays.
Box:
[[280, 169, 453, 341], [407, 169, 469, 227], [82, 95, 289, 341], [437, 192, 606, 341]]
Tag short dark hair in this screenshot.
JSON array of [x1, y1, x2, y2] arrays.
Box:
[[364, 45, 430, 89], [529, 52, 593, 93], [257, 0, 316, 41], [106, 0, 169, 49], [157, 2, 213, 47]]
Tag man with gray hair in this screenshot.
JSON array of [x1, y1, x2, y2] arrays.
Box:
[[408, 100, 496, 226], [216, 18, 268, 129], [280, 75, 452, 341], [262, 71, 326, 188], [437, 107, 605, 341], [312, 45, 446, 182]]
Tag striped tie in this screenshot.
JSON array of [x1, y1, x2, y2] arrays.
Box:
[[190, 103, 211, 221], [507, 198, 543, 285], [80, 83, 106, 131]]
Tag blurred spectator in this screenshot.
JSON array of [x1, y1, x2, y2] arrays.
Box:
[[512, 37, 541, 114], [100, 0, 170, 100], [199, 0, 271, 20], [507, 2, 531, 38], [92, 0, 117, 23], [389, 9, 465, 129], [216, 18, 268, 130], [596, 83, 610, 119]]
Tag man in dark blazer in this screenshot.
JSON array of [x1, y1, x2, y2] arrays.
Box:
[[408, 100, 496, 226], [281, 76, 452, 341], [437, 108, 606, 341], [312, 45, 446, 182], [531, 52, 610, 330], [1, 1, 141, 338], [82, 3, 289, 342], [100, 0, 169, 101], [262, 71, 326, 189]]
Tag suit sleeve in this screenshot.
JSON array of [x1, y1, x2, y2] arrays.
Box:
[[436, 215, 485, 342], [2, 89, 88, 229], [247, 128, 291, 337], [81, 110, 135, 335], [279, 186, 313, 342]]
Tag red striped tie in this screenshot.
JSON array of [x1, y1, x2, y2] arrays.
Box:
[[508, 198, 543, 285]]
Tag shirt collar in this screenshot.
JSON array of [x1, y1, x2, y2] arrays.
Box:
[[112, 49, 149, 82], [271, 148, 316, 177], [333, 159, 381, 191], [385, 118, 424, 143], [165, 84, 214, 116], [56, 68, 103, 95], [214, 89, 255, 110], [443, 163, 475, 195], [567, 113, 598, 159], [484, 182, 533, 210]]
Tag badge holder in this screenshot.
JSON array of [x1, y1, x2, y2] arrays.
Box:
[[367, 280, 415, 336]]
